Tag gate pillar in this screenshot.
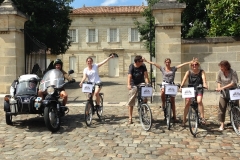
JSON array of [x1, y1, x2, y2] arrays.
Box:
[[152, 0, 186, 88], [0, 0, 28, 93]]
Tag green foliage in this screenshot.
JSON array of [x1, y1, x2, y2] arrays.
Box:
[[178, 0, 210, 38], [207, 0, 240, 36], [135, 0, 158, 57], [0, 0, 73, 54]]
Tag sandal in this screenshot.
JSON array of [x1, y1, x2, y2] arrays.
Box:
[[171, 117, 180, 123], [201, 118, 206, 125], [128, 118, 132, 124], [181, 119, 187, 127]]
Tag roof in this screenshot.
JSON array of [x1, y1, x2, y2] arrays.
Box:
[[71, 6, 146, 15]]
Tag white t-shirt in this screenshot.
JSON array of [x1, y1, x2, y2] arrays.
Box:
[[83, 64, 101, 83]]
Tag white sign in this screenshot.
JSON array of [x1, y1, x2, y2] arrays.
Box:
[[229, 89, 240, 100], [141, 87, 153, 97], [82, 83, 93, 93], [165, 85, 178, 95], [182, 87, 195, 98]]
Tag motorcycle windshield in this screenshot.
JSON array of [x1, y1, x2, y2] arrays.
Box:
[[39, 69, 65, 91], [15, 81, 38, 96]]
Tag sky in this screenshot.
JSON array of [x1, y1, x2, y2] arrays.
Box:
[[70, 0, 147, 9]]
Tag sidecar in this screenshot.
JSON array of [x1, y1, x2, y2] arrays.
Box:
[[4, 74, 42, 125]]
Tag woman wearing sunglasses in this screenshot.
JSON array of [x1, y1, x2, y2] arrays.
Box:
[[180, 59, 208, 126], [143, 58, 192, 122]]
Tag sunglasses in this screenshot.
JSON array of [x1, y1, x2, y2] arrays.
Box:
[[191, 64, 199, 66]]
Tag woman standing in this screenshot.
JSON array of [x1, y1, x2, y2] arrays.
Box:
[[216, 60, 239, 131], [79, 55, 114, 109], [180, 59, 208, 126], [144, 58, 192, 122]]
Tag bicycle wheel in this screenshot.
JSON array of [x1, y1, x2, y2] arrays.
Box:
[[230, 106, 240, 135], [188, 105, 198, 136], [166, 102, 172, 130], [139, 103, 152, 131], [84, 101, 93, 126], [97, 94, 103, 119]]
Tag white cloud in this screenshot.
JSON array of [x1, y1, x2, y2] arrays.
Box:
[[101, 0, 118, 6]]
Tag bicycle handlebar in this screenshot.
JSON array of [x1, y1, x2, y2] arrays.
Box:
[[157, 83, 181, 88]]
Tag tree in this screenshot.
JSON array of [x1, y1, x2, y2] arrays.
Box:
[[178, 0, 210, 38], [207, 0, 240, 36], [135, 0, 158, 57], [0, 0, 73, 54]]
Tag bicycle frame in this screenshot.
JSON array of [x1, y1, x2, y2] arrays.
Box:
[[82, 82, 104, 126], [134, 83, 153, 131]]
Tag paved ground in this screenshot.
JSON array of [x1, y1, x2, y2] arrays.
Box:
[[1, 77, 240, 159]]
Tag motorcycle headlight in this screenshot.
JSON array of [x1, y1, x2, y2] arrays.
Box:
[[47, 86, 54, 95]]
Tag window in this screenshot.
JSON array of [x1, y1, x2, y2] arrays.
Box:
[[68, 29, 78, 43], [107, 28, 119, 42], [86, 29, 98, 43], [128, 28, 140, 42]]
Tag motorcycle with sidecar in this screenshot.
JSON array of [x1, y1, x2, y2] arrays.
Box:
[[3, 69, 75, 132]]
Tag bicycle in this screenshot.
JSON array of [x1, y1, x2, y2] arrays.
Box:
[[82, 82, 104, 126], [133, 83, 153, 131], [227, 86, 240, 135], [181, 84, 206, 137], [157, 83, 180, 130]]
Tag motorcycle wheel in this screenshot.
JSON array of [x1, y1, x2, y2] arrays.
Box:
[[5, 113, 12, 125], [44, 106, 60, 132]]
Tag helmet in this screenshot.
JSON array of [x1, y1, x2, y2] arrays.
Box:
[[29, 77, 38, 88], [53, 59, 63, 68], [29, 77, 38, 85]]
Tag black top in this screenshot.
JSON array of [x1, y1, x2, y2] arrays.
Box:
[[188, 69, 203, 87], [128, 63, 147, 86]]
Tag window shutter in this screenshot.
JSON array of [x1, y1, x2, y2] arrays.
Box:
[[86, 29, 89, 42], [95, 29, 98, 43], [107, 29, 110, 42], [128, 28, 131, 42], [138, 31, 140, 42], [117, 28, 119, 42], [76, 29, 78, 43]]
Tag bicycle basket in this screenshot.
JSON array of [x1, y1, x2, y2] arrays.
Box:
[[164, 84, 178, 96], [82, 83, 94, 93], [182, 87, 195, 98], [229, 89, 240, 101], [141, 86, 153, 97]]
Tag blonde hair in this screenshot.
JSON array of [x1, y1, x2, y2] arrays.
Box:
[[189, 59, 201, 68]]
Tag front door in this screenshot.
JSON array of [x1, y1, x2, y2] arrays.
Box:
[[108, 57, 119, 77]]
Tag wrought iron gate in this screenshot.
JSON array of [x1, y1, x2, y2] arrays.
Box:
[[24, 30, 47, 78]]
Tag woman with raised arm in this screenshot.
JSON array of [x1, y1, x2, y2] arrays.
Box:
[[180, 59, 208, 127], [216, 60, 238, 131], [79, 55, 114, 110], [143, 58, 192, 122]]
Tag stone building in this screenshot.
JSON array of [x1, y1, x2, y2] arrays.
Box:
[[56, 5, 151, 78]]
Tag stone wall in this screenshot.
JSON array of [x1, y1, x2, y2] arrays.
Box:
[[181, 37, 240, 90], [0, 0, 28, 93]]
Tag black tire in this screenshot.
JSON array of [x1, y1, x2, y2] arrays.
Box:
[[166, 102, 172, 130], [97, 95, 103, 119], [44, 106, 60, 132], [230, 106, 240, 135], [139, 103, 152, 131], [84, 101, 93, 126], [5, 114, 12, 125], [188, 105, 198, 136]]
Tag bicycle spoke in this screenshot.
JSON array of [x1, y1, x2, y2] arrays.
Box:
[[166, 102, 171, 130], [139, 104, 152, 131], [231, 106, 240, 135], [188, 105, 198, 136], [84, 102, 93, 126]]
